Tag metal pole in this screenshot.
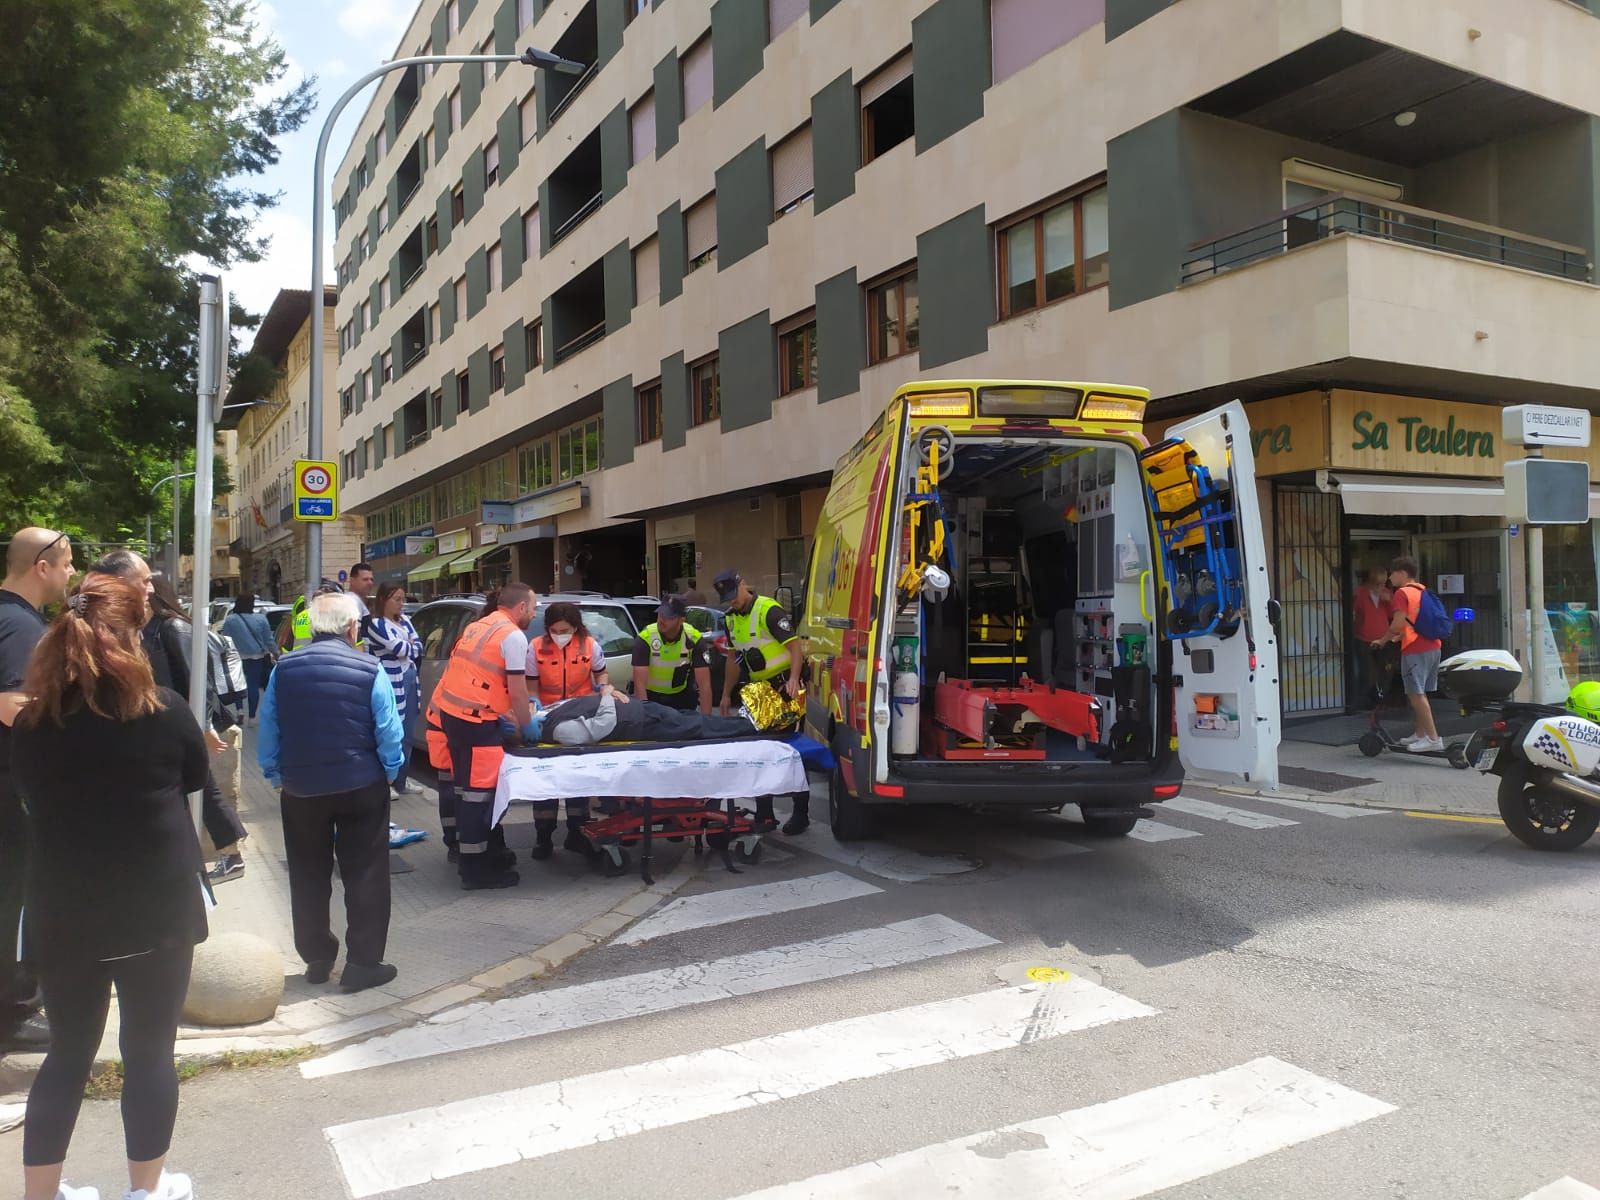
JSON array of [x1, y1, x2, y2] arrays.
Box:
[[304, 48, 584, 590], [189, 276, 227, 836], [1528, 526, 1547, 702], [170, 454, 182, 585]]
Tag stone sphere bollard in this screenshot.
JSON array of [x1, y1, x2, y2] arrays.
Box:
[[183, 931, 285, 1026]]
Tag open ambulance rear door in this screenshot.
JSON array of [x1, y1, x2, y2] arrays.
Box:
[[1165, 402, 1281, 789]]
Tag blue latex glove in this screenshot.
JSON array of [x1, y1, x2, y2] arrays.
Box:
[[521, 706, 546, 744], [497, 715, 519, 741]]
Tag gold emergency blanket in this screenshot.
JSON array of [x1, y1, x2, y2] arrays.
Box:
[[741, 681, 805, 731]]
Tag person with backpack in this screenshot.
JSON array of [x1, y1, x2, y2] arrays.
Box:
[[1372, 555, 1453, 752]]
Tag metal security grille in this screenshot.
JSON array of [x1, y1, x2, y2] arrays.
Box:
[[1273, 487, 1344, 714]]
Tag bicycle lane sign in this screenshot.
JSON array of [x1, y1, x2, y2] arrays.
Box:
[[294, 459, 339, 522]]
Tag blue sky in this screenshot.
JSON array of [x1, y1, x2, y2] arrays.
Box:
[[219, 0, 420, 319]]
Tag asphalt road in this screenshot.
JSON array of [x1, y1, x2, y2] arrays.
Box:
[[5, 783, 1597, 1199]]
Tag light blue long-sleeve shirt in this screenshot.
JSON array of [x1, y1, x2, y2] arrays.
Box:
[[257, 662, 406, 788]]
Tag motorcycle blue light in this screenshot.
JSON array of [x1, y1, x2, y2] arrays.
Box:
[[1453, 607, 1475, 621]]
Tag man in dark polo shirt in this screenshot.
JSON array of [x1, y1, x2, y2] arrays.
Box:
[[0, 527, 76, 1048]]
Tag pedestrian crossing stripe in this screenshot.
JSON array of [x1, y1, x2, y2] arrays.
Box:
[[301, 915, 997, 1079], [1162, 795, 1299, 830], [728, 1056, 1395, 1199], [616, 871, 883, 945], [325, 977, 1158, 1196], [1521, 1180, 1600, 1200]]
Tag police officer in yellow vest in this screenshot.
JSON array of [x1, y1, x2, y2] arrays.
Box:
[[280, 594, 313, 653], [630, 596, 712, 713], [714, 569, 808, 834]]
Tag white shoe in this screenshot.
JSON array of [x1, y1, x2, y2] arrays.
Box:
[[1407, 736, 1445, 753], [56, 1184, 100, 1200], [123, 1170, 192, 1200]]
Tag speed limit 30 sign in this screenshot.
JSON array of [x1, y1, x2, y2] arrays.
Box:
[[294, 459, 339, 522]]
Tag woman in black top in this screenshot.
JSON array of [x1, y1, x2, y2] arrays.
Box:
[[11, 575, 209, 1200]]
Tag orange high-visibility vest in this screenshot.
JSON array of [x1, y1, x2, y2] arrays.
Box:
[[434, 611, 518, 723], [532, 634, 603, 705]]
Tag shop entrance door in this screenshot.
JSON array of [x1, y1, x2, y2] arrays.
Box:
[[1414, 531, 1508, 655]]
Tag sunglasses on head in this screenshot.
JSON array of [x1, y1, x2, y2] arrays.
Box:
[[33, 532, 68, 565]]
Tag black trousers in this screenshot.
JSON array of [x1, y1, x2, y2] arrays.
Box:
[[24, 943, 193, 1166], [0, 773, 34, 1018], [201, 769, 247, 850], [280, 780, 391, 967], [440, 712, 503, 860]]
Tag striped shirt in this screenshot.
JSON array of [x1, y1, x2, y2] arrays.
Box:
[[367, 615, 423, 727]]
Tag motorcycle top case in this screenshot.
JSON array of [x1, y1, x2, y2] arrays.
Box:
[[1522, 713, 1600, 775], [1438, 649, 1522, 704]]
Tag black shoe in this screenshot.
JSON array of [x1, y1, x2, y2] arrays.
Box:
[[491, 847, 517, 871], [461, 869, 520, 891], [563, 824, 591, 854], [529, 840, 553, 861], [0, 1011, 49, 1051], [339, 962, 399, 993], [782, 815, 810, 836], [304, 960, 335, 985]]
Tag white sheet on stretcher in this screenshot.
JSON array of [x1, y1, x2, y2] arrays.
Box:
[[493, 741, 807, 824]]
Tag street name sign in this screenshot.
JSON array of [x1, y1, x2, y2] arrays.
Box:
[[294, 459, 339, 522], [1502, 405, 1591, 448]]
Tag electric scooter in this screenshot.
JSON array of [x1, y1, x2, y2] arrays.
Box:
[[1355, 644, 1471, 768]]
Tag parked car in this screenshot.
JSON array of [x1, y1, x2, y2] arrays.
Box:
[[407, 593, 647, 750], [685, 605, 730, 703], [206, 595, 274, 629], [618, 596, 661, 633]]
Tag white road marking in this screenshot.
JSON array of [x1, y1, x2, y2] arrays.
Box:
[[1163, 794, 1299, 830], [1246, 794, 1386, 819], [325, 978, 1156, 1197], [616, 871, 883, 945], [732, 1055, 1395, 1199], [301, 915, 996, 1079], [789, 834, 981, 881], [1126, 820, 1203, 843], [1521, 1180, 1600, 1200]]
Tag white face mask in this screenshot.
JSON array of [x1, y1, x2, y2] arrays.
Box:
[[551, 631, 574, 648]]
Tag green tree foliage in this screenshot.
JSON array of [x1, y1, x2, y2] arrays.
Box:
[[0, 0, 313, 543]]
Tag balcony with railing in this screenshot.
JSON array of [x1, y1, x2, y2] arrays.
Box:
[[549, 259, 607, 365], [399, 310, 428, 375], [397, 225, 426, 294], [547, 128, 603, 248], [1183, 194, 1591, 285], [396, 141, 424, 215], [544, 2, 598, 130]]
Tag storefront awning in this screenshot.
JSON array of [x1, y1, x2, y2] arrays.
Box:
[[407, 550, 467, 582], [446, 544, 508, 575], [1331, 473, 1600, 518]]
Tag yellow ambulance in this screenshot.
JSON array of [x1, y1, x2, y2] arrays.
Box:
[[802, 380, 1279, 841]]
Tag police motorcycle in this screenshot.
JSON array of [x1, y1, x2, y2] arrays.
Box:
[[1442, 650, 1600, 851]]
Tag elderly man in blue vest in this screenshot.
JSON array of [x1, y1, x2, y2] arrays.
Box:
[[258, 591, 406, 993]]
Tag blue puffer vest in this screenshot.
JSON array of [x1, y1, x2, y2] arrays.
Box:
[[273, 634, 385, 797]]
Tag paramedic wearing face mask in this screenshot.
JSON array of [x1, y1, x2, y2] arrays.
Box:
[[526, 602, 611, 860]]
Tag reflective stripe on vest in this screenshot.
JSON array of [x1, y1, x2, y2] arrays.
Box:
[[290, 608, 313, 651], [725, 596, 793, 683], [639, 622, 701, 695], [533, 634, 602, 705], [434, 611, 517, 722]]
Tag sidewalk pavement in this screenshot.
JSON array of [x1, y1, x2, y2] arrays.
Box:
[[1, 727, 703, 1081]]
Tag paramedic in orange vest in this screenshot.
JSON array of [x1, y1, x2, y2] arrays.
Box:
[[434, 582, 537, 889], [526, 600, 611, 860]]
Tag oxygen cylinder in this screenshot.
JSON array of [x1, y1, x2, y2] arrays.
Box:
[[890, 671, 921, 756]]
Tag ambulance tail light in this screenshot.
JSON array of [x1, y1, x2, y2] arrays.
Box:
[[906, 390, 973, 419], [1079, 392, 1149, 423]]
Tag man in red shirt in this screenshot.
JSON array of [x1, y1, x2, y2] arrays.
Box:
[[1372, 556, 1442, 752], [1351, 566, 1394, 706]]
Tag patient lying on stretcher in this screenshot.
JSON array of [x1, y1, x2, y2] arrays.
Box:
[[515, 683, 788, 746]]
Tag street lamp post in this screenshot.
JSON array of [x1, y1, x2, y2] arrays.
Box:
[[305, 47, 584, 590], [146, 469, 197, 569]]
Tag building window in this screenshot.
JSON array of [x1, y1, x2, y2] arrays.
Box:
[[450, 184, 465, 226], [429, 301, 441, 343], [381, 350, 393, 383], [340, 386, 354, 419], [490, 343, 506, 392], [771, 124, 814, 217], [360, 299, 372, 331], [517, 0, 534, 31], [633, 237, 660, 303], [525, 318, 543, 367], [769, 0, 807, 40], [480, 38, 494, 91], [997, 182, 1109, 318], [358, 230, 369, 261], [429, 389, 443, 428], [376, 126, 387, 159], [629, 92, 656, 165], [446, 0, 459, 36], [520, 89, 537, 145], [426, 215, 439, 254], [456, 370, 470, 413], [363, 369, 374, 406], [778, 311, 818, 395], [685, 193, 717, 273], [485, 139, 500, 187], [379, 274, 391, 308], [690, 354, 720, 426], [866, 266, 919, 364], [522, 205, 541, 259], [454, 275, 467, 317], [635, 380, 663, 444], [490, 241, 504, 293], [518, 440, 552, 492], [860, 52, 914, 163], [558, 417, 603, 480], [377, 199, 389, 232], [449, 88, 462, 132], [680, 35, 713, 119]]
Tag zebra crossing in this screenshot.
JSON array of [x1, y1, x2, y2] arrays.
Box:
[[307, 789, 1424, 1197]]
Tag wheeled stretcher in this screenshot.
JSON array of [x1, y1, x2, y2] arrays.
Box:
[[494, 736, 817, 884]]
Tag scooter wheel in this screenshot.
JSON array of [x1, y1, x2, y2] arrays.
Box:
[[1357, 732, 1385, 758], [1446, 743, 1470, 770]]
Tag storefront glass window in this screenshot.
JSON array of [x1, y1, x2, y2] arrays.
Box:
[[1274, 488, 1344, 714], [1543, 524, 1600, 683]]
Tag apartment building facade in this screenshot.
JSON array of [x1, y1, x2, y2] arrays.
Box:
[[229, 288, 366, 602], [334, 0, 1600, 712]]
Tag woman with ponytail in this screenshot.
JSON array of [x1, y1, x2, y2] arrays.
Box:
[[11, 575, 209, 1200]]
